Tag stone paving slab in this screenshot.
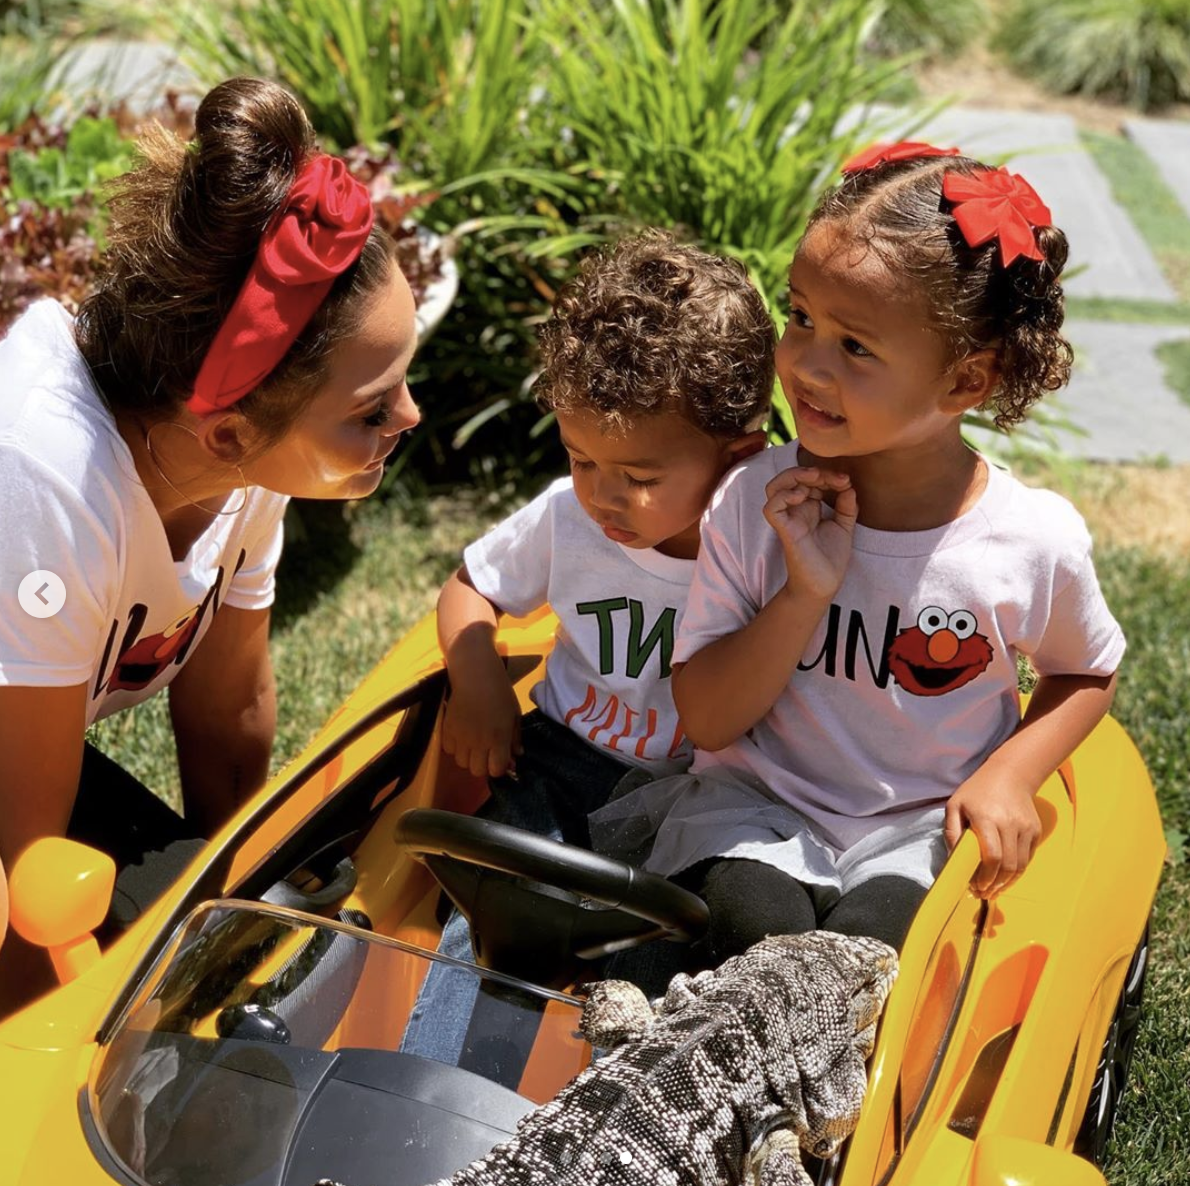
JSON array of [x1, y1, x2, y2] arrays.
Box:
[[58, 41, 194, 114], [1124, 117, 1190, 224], [968, 319, 1190, 463], [861, 106, 1177, 303]]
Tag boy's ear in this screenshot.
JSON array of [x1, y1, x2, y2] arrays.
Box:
[[723, 429, 768, 467], [943, 349, 1000, 413]]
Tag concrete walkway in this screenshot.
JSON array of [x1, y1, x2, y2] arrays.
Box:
[[869, 106, 1177, 303], [981, 320, 1190, 464], [1124, 118, 1190, 225], [58, 40, 194, 114]]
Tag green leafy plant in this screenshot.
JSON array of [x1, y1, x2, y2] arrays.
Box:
[[4, 114, 132, 209], [437, 0, 897, 449], [525, 0, 895, 302], [996, 0, 1190, 111], [0, 15, 65, 132], [177, 0, 547, 182]]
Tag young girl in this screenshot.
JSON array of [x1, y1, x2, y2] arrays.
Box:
[[591, 142, 1124, 970]]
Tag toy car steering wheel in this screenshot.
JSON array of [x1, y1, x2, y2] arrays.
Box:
[[394, 808, 709, 989]]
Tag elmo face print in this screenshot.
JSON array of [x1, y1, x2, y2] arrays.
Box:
[[887, 605, 993, 697], [105, 609, 201, 693]]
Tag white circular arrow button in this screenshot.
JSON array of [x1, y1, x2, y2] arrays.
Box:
[[17, 570, 67, 619]]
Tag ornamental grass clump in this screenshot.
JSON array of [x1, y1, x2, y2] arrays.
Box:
[[866, 0, 987, 58], [527, 0, 897, 305], [996, 0, 1190, 111]]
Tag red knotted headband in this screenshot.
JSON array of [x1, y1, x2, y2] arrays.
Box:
[[841, 140, 959, 174], [187, 153, 375, 416]]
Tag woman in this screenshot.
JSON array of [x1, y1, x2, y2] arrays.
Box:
[[0, 78, 420, 1007]]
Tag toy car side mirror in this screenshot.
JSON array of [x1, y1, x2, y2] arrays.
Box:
[[9, 838, 115, 984], [970, 1134, 1108, 1185]]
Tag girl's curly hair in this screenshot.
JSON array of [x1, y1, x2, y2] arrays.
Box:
[[535, 231, 774, 438], [807, 155, 1072, 429]]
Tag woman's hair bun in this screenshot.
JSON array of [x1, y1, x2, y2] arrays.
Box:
[[187, 77, 316, 237]]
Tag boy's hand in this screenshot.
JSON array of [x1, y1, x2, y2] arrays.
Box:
[[944, 765, 1042, 898], [763, 466, 857, 601], [441, 675, 524, 778]]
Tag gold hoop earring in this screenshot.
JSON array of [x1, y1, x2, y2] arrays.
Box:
[[144, 422, 250, 517]]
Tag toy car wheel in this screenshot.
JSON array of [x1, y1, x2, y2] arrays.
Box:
[[1075, 921, 1150, 1165]]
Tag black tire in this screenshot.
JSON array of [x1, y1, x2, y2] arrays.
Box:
[[1075, 921, 1150, 1165]]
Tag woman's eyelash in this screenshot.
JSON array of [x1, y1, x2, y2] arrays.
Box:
[[627, 474, 659, 488], [362, 404, 392, 427]]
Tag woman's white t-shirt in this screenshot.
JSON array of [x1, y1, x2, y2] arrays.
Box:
[[0, 301, 289, 726]]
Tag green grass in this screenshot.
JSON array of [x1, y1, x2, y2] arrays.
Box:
[[1156, 338, 1190, 409], [1081, 131, 1190, 302], [1065, 296, 1190, 327]]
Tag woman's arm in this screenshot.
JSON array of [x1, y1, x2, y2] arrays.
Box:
[[169, 605, 276, 837], [437, 565, 523, 778], [944, 670, 1118, 897], [0, 683, 88, 1014], [0, 684, 88, 867]]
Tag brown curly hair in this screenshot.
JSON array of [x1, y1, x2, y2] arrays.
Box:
[[535, 231, 774, 438], [806, 154, 1072, 429], [75, 77, 399, 450]]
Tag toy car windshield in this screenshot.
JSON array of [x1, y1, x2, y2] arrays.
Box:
[[88, 900, 588, 1186]]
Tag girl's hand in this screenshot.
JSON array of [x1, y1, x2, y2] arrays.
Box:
[[441, 673, 523, 779], [763, 466, 857, 600], [944, 765, 1043, 898]]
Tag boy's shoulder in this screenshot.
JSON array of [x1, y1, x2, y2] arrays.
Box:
[[493, 475, 581, 524]]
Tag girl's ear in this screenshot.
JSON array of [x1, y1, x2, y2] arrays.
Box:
[[943, 349, 1000, 414]]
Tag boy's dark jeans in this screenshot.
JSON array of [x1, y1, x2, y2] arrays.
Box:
[[400, 711, 637, 1084]]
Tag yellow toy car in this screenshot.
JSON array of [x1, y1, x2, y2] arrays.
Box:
[[0, 609, 1163, 1186]]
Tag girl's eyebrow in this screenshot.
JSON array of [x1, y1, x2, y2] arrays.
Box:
[[789, 284, 880, 342]]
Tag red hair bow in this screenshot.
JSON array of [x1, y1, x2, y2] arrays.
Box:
[[841, 140, 960, 174], [188, 154, 375, 416], [941, 168, 1052, 267]]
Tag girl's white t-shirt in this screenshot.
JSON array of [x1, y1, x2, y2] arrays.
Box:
[[0, 301, 289, 726], [676, 442, 1126, 852]]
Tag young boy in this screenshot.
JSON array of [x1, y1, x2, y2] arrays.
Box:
[[401, 231, 773, 1077]]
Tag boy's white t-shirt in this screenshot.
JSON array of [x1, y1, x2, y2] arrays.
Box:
[[675, 442, 1125, 852], [0, 301, 289, 726], [464, 477, 694, 776]]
